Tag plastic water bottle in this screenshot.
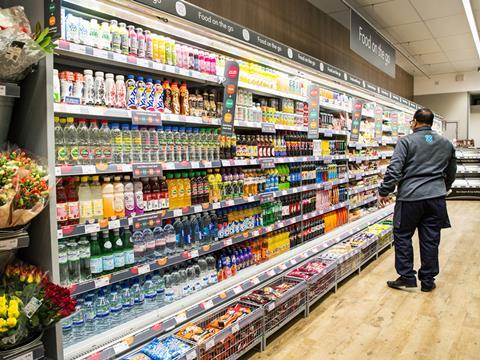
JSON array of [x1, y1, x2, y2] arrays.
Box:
[[190, 128, 198, 161], [164, 272, 175, 303], [111, 123, 123, 164], [165, 126, 175, 162], [180, 127, 189, 161], [157, 127, 166, 162], [149, 127, 159, 163], [133, 230, 146, 263], [186, 262, 196, 294], [143, 275, 157, 310], [182, 216, 192, 251], [109, 285, 123, 325], [67, 240, 81, 284], [88, 120, 102, 164], [173, 127, 182, 162], [178, 267, 189, 298], [140, 126, 151, 163], [122, 124, 132, 163], [153, 226, 165, 257], [198, 257, 209, 288], [62, 315, 74, 344], [193, 261, 202, 292], [77, 119, 90, 165], [131, 278, 145, 315], [83, 295, 96, 336], [95, 289, 111, 331], [131, 125, 142, 163], [164, 221, 176, 256], [143, 228, 155, 260], [201, 212, 211, 245], [58, 242, 69, 285], [190, 215, 201, 249], [173, 218, 183, 251], [55, 117, 67, 165], [71, 298, 85, 338], [153, 270, 165, 305], [99, 120, 113, 163], [64, 117, 79, 165], [121, 282, 134, 319], [171, 268, 182, 300], [206, 255, 218, 285]]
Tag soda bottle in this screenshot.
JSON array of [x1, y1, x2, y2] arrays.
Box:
[[179, 127, 188, 161], [150, 177, 160, 210], [140, 126, 151, 163], [175, 173, 185, 207], [101, 230, 114, 274], [56, 178, 69, 227], [153, 270, 165, 304], [164, 220, 176, 255], [197, 257, 209, 288], [164, 272, 175, 303], [77, 119, 90, 165], [182, 172, 191, 207], [67, 239, 81, 283], [122, 124, 132, 164], [89, 233, 103, 277], [111, 123, 123, 164], [99, 120, 112, 163], [122, 226, 135, 267], [112, 228, 125, 270], [201, 212, 212, 244], [58, 242, 69, 285], [160, 176, 169, 209], [78, 176, 93, 224], [90, 176, 104, 221], [131, 125, 143, 162], [172, 126, 181, 161], [78, 236, 91, 280], [141, 178, 152, 212]]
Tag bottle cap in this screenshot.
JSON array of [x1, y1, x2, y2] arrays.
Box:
[[127, 74, 135, 79], [94, 71, 104, 77], [105, 73, 114, 79]]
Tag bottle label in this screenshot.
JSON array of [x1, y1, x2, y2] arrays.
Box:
[[113, 195, 124, 213], [94, 147, 103, 160], [79, 146, 90, 161], [102, 254, 114, 271], [92, 199, 103, 217], [70, 146, 79, 161], [144, 290, 156, 299], [125, 192, 134, 211], [114, 252, 125, 268], [79, 200, 93, 219], [134, 295, 144, 305], [165, 290, 175, 303], [122, 300, 133, 310], [125, 250, 135, 265], [56, 203, 68, 222], [90, 257, 103, 274], [135, 192, 144, 210], [202, 276, 209, 287], [103, 147, 112, 160], [111, 304, 122, 313], [134, 243, 146, 253], [96, 309, 110, 318], [59, 253, 68, 264], [57, 147, 68, 162]]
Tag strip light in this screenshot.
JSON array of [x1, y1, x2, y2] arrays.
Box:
[[462, 0, 480, 59]]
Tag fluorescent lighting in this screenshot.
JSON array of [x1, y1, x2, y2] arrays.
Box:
[[462, 0, 480, 59]]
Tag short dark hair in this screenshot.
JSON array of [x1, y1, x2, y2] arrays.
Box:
[[414, 108, 434, 125]]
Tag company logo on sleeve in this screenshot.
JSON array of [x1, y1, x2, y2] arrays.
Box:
[[425, 134, 433, 143]]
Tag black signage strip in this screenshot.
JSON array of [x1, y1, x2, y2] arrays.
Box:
[[350, 99, 363, 142], [132, 0, 420, 111], [221, 61, 240, 136]]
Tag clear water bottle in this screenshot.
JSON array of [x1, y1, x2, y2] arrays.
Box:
[[193, 261, 202, 292], [181, 216, 192, 251], [165, 126, 175, 162], [149, 127, 159, 163], [143, 228, 155, 260], [54, 117, 67, 165], [58, 242, 69, 285], [122, 124, 132, 164], [190, 128, 198, 161], [140, 126, 151, 163], [164, 221, 176, 256], [64, 117, 79, 165], [190, 215, 201, 249], [180, 127, 189, 161], [77, 119, 91, 165], [153, 226, 166, 258], [67, 239, 81, 284], [209, 211, 218, 242], [99, 120, 113, 163], [121, 281, 134, 319], [111, 123, 123, 164], [131, 278, 145, 315], [206, 255, 218, 285], [83, 294, 96, 336], [178, 267, 189, 298], [133, 230, 146, 263], [72, 297, 85, 338], [164, 272, 175, 303], [198, 257, 209, 288], [157, 127, 167, 162], [62, 315, 74, 344], [88, 120, 102, 164], [172, 126, 181, 161], [171, 267, 182, 300], [109, 285, 123, 325], [153, 270, 165, 305], [201, 212, 211, 244], [131, 125, 143, 163], [186, 262, 196, 294], [95, 289, 111, 331], [78, 236, 91, 281], [143, 274, 157, 310]]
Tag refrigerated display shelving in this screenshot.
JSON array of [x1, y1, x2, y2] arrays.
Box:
[[238, 82, 306, 102], [448, 149, 480, 199], [348, 196, 378, 210]]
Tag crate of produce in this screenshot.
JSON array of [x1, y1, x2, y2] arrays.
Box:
[[176, 301, 264, 360], [287, 258, 336, 312], [123, 335, 197, 360], [320, 244, 361, 282], [367, 222, 393, 250], [241, 276, 307, 340], [348, 233, 378, 264]]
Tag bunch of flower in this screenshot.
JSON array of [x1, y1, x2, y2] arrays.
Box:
[[0, 263, 75, 348], [0, 149, 48, 229]]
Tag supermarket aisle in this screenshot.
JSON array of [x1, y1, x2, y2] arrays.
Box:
[[248, 201, 480, 360]]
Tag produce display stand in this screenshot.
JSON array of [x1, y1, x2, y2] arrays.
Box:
[[448, 149, 480, 200]]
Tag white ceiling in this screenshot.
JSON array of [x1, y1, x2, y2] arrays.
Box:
[[307, 0, 480, 77]]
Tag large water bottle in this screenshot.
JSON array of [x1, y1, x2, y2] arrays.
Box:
[[62, 314, 74, 344], [153, 226, 165, 258], [131, 125, 143, 163], [181, 216, 192, 251], [206, 255, 218, 285], [201, 212, 211, 245], [171, 267, 182, 300], [164, 221, 176, 256], [121, 281, 134, 319], [77, 119, 90, 165], [88, 120, 102, 164], [99, 120, 113, 164], [149, 127, 159, 163], [186, 262, 196, 295], [178, 267, 188, 298], [190, 128, 198, 161], [143, 228, 155, 260], [164, 272, 175, 303], [179, 127, 189, 161], [198, 257, 209, 288], [54, 117, 67, 165], [109, 285, 123, 325], [172, 126, 182, 161], [143, 274, 157, 311], [165, 126, 175, 162], [133, 230, 146, 263], [122, 124, 132, 164], [95, 289, 111, 331], [190, 215, 201, 249], [140, 126, 151, 163], [131, 278, 145, 315], [83, 294, 96, 336], [64, 117, 79, 165], [193, 261, 202, 292], [152, 270, 165, 305], [70, 304, 84, 340], [67, 240, 81, 284], [173, 217, 183, 252], [157, 127, 166, 162], [111, 123, 123, 164]]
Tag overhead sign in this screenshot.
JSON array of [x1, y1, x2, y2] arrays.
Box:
[[350, 10, 396, 78]]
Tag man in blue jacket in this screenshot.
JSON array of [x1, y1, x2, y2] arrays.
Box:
[[378, 108, 456, 292]]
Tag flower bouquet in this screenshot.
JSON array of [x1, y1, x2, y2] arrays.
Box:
[[0, 149, 49, 229], [0, 263, 76, 349]]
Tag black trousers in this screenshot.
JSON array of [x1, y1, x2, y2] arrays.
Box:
[[393, 197, 450, 285]]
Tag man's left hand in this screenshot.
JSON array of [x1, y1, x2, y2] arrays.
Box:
[[378, 195, 390, 207]]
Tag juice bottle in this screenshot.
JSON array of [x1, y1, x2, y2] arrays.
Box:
[[78, 176, 93, 224], [118, 22, 129, 55], [133, 179, 144, 215], [124, 175, 135, 216], [144, 30, 153, 60], [170, 81, 180, 114], [66, 177, 80, 225], [207, 169, 216, 203], [158, 36, 166, 64], [128, 25, 137, 56], [176, 173, 185, 208], [152, 34, 159, 61], [113, 176, 125, 218], [163, 80, 172, 112], [101, 176, 115, 219], [179, 83, 189, 115], [160, 176, 169, 209], [90, 176, 104, 221], [183, 172, 191, 207], [56, 178, 69, 227], [135, 76, 146, 110], [150, 177, 160, 210], [142, 178, 152, 212], [190, 171, 198, 205], [166, 173, 177, 209]]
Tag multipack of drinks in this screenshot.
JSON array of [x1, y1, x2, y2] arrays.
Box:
[[62, 13, 220, 75]]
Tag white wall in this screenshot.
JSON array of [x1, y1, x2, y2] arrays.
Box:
[[470, 106, 480, 147], [414, 92, 469, 139], [414, 70, 480, 96]]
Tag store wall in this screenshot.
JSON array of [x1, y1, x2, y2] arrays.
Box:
[[414, 92, 469, 140], [469, 107, 480, 147], [188, 0, 414, 99]]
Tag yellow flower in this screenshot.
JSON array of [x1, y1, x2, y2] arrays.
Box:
[[0, 306, 6, 317], [0, 327, 8, 333], [7, 308, 19, 319], [0, 319, 6, 327], [0, 296, 6, 305], [27, 274, 33, 283], [6, 317, 16, 328]]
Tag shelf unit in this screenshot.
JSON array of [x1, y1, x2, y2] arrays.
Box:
[[5, 1, 429, 359], [448, 149, 480, 199]]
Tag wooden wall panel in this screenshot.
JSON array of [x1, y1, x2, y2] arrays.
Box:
[[188, 0, 414, 99]]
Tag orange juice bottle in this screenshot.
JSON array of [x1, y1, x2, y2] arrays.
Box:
[[166, 173, 177, 209], [182, 172, 191, 207], [176, 173, 185, 207], [101, 176, 115, 219]]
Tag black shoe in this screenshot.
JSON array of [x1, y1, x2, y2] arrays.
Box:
[[387, 277, 417, 290], [421, 282, 436, 292]]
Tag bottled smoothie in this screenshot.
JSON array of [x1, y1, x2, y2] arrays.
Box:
[[113, 176, 125, 218], [126, 75, 137, 109], [56, 178, 69, 227], [133, 179, 144, 215], [154, 80, 164, 112], [124, 175, 135, 217], [136, 28, 145, 58], [101, 176, 115, 219], [90, 176, 104, 221], [171, 81, 180, 114], [162, 80, 172, 113], [135, 76, 146, 110], [145, 78, 155, 111], [79, 176, 93, 224], [145, 30, 153, 60], [118, 22, 129, 55], [127, 25, 137, 56]]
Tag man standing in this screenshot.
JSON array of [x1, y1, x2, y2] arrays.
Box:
[[378, 108, 456, 292]]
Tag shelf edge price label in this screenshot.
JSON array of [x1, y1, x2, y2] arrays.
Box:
[[205, 339, 215, 351], [267, 302, 276, 312], [233, 286, 243, 294], [251, 277, 260, 285], [201, 299, 214, 310], [137, 264, 151, 275], [324, 129, 333, 137], [174, 312, 187, 324], [259, 192, 274, 204], [259, 158, 275, 169], [94, 276, 110, 289], [131, 110, 162, 126], [132, 163, 163, 178], [0, 238, 18, 251], [85, 223, 100, 234], [113, 341, 129, 355], [261, 122, 276, 134]]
